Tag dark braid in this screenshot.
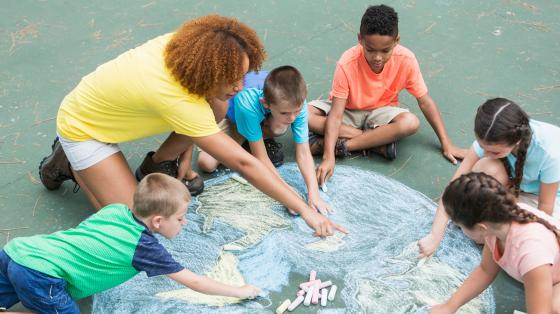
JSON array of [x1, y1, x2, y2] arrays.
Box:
[[474, 98, 532, 196], [511, 123, 532, 196], [442, 172, 560, 243]]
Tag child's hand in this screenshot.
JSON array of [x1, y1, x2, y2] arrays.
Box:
[[441, 143, 467, 165], [309, 196, 333, 215], [429, 303, 455, 314], [235, 284, 261, 299], [316, 158, 335, 186], [417, 233, 442, 258], [301, 209, 348, 237]]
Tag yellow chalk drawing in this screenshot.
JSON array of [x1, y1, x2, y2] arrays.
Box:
[[305, 231, 346, 252], [156, 252, 245, 306], [196, 177, 291, 251], [353, 242, 488, 314]]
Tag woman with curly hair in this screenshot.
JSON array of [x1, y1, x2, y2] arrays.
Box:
[[39, 15, 345, 237]]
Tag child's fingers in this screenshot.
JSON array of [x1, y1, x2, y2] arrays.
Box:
[[316, 168, 324, 185], [332, 221, 348, 234], [321, 169, 332, 185], [443, 152, 457, 165]]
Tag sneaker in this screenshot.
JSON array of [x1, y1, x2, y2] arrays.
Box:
[[368, 142, 397, 161], [38, 137, 74, 190], [308, 133, 324, 156], [334, 138, 350, 158], [135, 151, 204, 195], [242, 139, 284, 167], [263, 138, 284, 167], [184, 174, 204, 196], [308, 133, 350, 158]]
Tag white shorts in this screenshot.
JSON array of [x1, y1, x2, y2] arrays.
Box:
[[57, 133, 120, 171], [518, 192, 560, 219]]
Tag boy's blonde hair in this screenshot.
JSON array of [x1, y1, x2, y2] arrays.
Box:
[[133, 173, 191, 218]]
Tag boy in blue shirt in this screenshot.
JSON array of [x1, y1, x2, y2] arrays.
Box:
[[197, 66, 331, 214], [0, 173, 260, 313]]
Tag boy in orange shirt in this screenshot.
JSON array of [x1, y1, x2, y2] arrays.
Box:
[[308, 4, 465, 185]]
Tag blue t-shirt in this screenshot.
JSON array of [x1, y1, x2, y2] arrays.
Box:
[[473, 119, 560, 196], [226, 88, 309, 144]]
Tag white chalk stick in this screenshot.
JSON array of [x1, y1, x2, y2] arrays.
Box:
[[309, 270, 317, 281], [327, 285, 337, 301], [311, 282, 320, 304], [287, 295, 304, 312], [276, 299, 291, 314], [318, 280, 332, 289], [299, 279, 320, 289], [303, 286, 314, 306], [231, 174, 249, 185], [320, 288, 328, 306], [321, 184, 328, 192]]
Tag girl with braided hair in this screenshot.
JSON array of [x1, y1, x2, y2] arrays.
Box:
[[420, 98, 560, 258], [430, 172, 560, 314]]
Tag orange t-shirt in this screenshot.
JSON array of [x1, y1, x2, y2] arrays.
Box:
[[330, 44, 428, 111]]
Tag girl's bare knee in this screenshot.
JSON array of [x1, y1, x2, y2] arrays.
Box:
[[472, 158, 509, 185]]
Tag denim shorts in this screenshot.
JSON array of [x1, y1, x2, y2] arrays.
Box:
[[0, 250, 79, 313]]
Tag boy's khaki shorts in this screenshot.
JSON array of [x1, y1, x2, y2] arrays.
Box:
[[196, 119, 245, 153], [309, 99, 409, 130]]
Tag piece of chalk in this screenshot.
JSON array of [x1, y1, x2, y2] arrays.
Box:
[[231, 174, 248, 185], [309, 270, 317, 281], [303, 286, 314, 306], [327, 285, 337, 301], [299, 279, 320, 289], [301, 279, 321, 292], [318, 280, 332, 289], [311, 282, 320, 304], [287, 295, 304, 312], [321, 184, 328, 192], [296, 289, 305, 297], [320, 288, 328, 306], [276, 299, 291, 314], [417, 257, 427, 268]]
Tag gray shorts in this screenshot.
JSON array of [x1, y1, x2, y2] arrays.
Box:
[[309, 99, 409, 129]]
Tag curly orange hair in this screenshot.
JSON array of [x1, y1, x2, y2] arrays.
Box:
[[165, 15, 266, 97]]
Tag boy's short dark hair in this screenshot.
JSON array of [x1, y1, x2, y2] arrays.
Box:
[[263, 66, 307, 107], [360, 4, 399, 37], [133, 173, 191, 218]]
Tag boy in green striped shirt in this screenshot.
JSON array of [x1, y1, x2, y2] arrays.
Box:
[[0, 173, 260, 313]]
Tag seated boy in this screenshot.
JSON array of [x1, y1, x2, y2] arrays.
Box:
[[197, 66, 331, 214], [0, 173, 260, 313], [309, 4, 466, 185]]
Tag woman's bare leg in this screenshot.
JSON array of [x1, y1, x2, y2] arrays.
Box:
[[74, 152, 137, 210]]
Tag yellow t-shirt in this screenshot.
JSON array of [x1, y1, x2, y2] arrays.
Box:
[[57, 33, 220, 143]]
